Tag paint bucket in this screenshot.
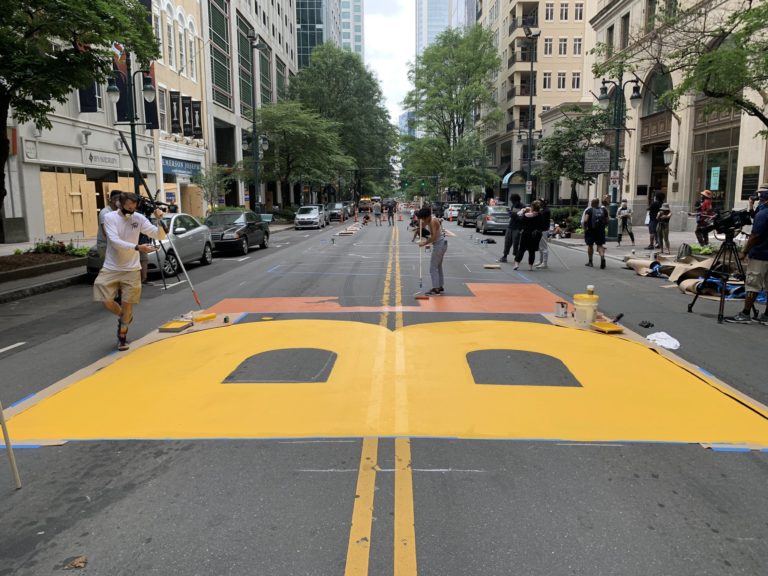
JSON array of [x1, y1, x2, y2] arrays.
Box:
[[555, 301, 568, 318], [573, 293, 599, 328]]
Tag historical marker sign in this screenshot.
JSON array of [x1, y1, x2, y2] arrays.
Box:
[[584, 147, 611, 173]]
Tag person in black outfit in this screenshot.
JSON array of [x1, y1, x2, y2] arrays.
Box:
[[513, 201, 543, 271], [498, 194, 523, 262], [647, 192, 664, 249]]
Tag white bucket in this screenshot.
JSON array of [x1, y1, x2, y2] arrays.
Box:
[[573, 294, 599, 328], [554, 301, 568, 318]]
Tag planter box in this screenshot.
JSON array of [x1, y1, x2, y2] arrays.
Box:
[[0, 257, 87, 284]]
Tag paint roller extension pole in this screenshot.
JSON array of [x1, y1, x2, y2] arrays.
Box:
[[163, 226, 203, 309], [0, 398, 22, 489]]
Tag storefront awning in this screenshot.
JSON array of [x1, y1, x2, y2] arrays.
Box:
[[501, 170, 527, 188]]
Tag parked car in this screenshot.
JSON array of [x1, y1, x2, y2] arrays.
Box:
[[307, 204, 330, 225], [295, 206, 324, 229], [476, 206, 510, 234], [204, 210, 269, 255], [86, 212, 213, 278], [343, 201, 356, 217], [443, 204, 463, 221], [326, 202, 347, 221], [457, 204, 481, 227]]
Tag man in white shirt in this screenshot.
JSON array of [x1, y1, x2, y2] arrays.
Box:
[[93, 192, 167, 350], [96, 190, 121, 259]]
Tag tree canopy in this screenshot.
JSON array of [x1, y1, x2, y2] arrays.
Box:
[[289, 44, 397, 197], [0, 0, 158, 237]]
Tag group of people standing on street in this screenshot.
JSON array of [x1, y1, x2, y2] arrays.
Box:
[[497, 194, 551, 271]]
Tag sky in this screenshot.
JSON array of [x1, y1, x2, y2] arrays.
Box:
[[364, 0, 415, 125]]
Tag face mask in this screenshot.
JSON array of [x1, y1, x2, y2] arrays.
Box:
[[122, 207, 135, 216]]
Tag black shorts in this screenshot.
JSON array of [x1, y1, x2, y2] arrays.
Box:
[[585, 228, 606, 246]]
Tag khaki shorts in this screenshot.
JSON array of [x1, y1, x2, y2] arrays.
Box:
[[745, 258, 768, 293], [93, 269, 142, 304]]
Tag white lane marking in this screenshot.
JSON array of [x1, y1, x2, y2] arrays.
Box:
[[0, 342, 26, 355], [161, 280, 188, 290], [347, 253, 372, 259], [464, 264, 472, 272], [237, 256, 251, 262]]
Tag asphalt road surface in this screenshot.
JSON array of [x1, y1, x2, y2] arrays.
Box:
[[1, 219, 767, 576]]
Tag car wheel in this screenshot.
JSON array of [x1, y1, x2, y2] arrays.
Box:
[[163, 252, 179, 276], [260, 233, 269, 249], [239, 237, 249, 255], [475, 224, 480, 232], [481, 223, 487, 235], [200, 243, 213, 265]]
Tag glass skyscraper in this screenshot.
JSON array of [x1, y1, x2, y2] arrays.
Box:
[[340, 0, 364, 59], [416, 0, 453, 55], [297, 0, 342, 68]]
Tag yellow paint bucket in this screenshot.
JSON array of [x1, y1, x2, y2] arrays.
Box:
[[573, 294, 599, 328]]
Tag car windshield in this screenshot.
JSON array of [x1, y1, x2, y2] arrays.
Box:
[[205, 213, 245, 226], [298, 207, 318, 215]]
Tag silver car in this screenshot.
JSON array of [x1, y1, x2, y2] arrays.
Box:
[[295, 206, 324, 229], [476, 206, 511, 234], [147, 213, 214, 276]]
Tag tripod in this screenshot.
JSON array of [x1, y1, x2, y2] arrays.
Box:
[[687, 230, 756, 323]]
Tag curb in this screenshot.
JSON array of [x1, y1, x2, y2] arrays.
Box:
[[0, 272, 90, 304], [0, 257, 87, 283]]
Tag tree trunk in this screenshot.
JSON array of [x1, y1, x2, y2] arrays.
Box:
[[0, 96, 10, 242]]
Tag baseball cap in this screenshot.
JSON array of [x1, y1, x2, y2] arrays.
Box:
[[759, 190, 768, 201]]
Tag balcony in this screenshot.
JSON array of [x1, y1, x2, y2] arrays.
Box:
[[507, 88, 516, 100], [509, 15, 539, 35], [508, 52, 537, 68], [518, 85, 536, 97], [506, 121, 516, 131]]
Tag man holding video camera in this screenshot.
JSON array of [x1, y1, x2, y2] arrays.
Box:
[[93, 192, 167, 350], [726, 188, 768, 324]]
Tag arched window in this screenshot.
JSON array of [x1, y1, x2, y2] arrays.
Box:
[[187, 21, 197, 81], [165, 6, 175, 68], [177, 15, 186, 75], [641, 68, 673, 117]]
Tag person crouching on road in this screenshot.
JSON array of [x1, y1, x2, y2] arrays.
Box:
[[417, 207, 447, 295], [94, 192, 167, 351], [513, 201, 543, 271], [726, 189, 768, 324]]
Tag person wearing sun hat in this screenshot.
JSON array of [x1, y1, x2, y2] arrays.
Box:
[[694, 189, 715, 246], [725, 188, 768, 324], [655, 202, 672, 254]]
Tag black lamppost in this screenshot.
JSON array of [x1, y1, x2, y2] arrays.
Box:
[[597, 73, 642, 239], [248, 31, 270, 211], [523, 25, 540, 204], [107, 53, 156, 196]]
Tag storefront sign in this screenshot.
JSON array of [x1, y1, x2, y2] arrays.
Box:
[[162, 157, 201, 177], [710, 166, 721, 191], [584, 147, 611, 173], [85, 149, 120, 168], [170, 91, 182, 134], [166, 191, 176, 203]]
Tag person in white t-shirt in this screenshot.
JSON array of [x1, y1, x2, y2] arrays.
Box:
[[93, 192, 167, 350], [96, 190, 121, 259]]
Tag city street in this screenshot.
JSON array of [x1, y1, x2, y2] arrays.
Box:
[[1, 219, 767, 576]]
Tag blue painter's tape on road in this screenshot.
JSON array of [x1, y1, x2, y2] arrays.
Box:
[[8, 393, 36, 409], [232, 312, 249, 325]]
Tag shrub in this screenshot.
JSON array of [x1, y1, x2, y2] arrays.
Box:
[[272, 207, 296, 222]]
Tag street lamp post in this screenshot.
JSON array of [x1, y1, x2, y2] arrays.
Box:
[[248, 31, 270, 211], [597, 73, 642, 240], [523, 25, 540, 204], [107, 52, 156, 196]]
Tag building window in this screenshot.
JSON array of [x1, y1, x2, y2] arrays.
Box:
[[276, 58, 287, 100], [557, 72, 566, 90], [158, 88, 167, 131], [237, 14, 254, 117], [167, 20, 175, 68], [210, 0, 232, 109], [542, 105, 551, 113], [606, 25, 615, 55], [545, 3, 554, 21], [542, 72, 552, 90], [260, 46, 272, 105], [178, 29, 186, 74], [560, 3, 569, 20], [621, 13, 630, 49], [574, 2, 584, 20], [543, 37, 552, 56], [571, 72, 581, 90], [153, 13, 163, 61], [573, 37, 582, 55], [188, 35, 197, 81], [558, 38, 567, 55]]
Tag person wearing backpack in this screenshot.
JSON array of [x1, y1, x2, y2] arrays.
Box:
[[584, 198, 607, 268]]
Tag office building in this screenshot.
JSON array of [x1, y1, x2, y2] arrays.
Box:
[[341, 0, 364, 59], [297, 0, 342, 68], [416, 0, 453, 55]]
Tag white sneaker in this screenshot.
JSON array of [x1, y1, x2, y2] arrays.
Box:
[[535, 263, 548, 269]]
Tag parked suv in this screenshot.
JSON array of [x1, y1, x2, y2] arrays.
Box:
[[326, 202, 347, 221], [307, 204, 330, 225], [295, 206, 324, 229]]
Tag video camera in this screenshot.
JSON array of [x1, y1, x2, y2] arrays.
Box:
[[709, 209, 751, 235], [136, 195, 170, 219]]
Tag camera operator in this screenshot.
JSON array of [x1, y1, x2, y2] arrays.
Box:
[[93, 192, 167, 350], [726, 189, 768, 324]]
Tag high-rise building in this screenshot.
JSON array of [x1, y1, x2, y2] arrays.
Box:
[[297, 0, 342, 68], [399, 111, 416, 137], [340, 0, 364, 59], [451, 0, 477, 29], [416, 0, 454, 55]]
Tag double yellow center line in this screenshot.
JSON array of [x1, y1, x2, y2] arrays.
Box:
[[344, 225, 417, 575]]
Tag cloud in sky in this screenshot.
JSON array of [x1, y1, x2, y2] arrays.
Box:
[[364, 0, 415, 124]]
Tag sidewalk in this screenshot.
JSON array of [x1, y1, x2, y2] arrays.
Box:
[[0, 224, 295, 304]]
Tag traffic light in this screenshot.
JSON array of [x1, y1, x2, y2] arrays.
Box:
[[420, 179, 425, 191]]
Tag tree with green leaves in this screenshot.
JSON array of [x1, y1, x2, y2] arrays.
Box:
[[592, 0, 768, 133], [0, 0, 158, 240], [242, 101, 354, 211], [402, 25, 501, 197], [192, 164, 236, 213], [535, 106, 614, 208], [289, 44, 397, 198]]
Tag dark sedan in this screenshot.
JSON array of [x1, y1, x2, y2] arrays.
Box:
[[204, 210, 269, 255], [457, 204, 481, 227]]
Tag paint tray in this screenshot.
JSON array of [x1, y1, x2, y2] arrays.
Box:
[[159, 320, 193, 333], [590, 321, 624, 334]]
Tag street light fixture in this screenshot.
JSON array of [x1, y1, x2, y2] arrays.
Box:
[[523, 25, 540, 204], [107, 54, 156, 196], [596, 74, 642, 239], [247, 30, 269, 210]]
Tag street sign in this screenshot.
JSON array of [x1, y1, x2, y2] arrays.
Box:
[[610, 178, 620, 187], [610, 170, 621, 179], [525, 181, 533, 193], [584, 147, 611, 173]]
